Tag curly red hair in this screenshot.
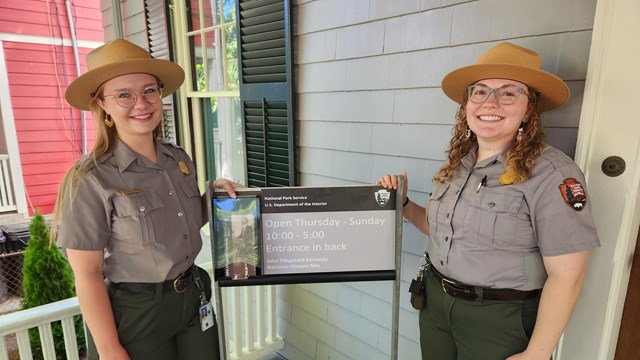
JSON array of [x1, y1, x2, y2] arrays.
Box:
[[434, 88, 544, 184]]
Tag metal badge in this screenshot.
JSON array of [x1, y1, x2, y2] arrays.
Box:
[[178, 161, 190, 175]]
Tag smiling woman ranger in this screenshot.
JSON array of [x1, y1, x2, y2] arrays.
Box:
[[52, 39, 242, 360], [378, 42, 600, 360]]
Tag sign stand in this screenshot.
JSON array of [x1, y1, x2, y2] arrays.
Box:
[[391, 176, 405, 360], [207, 178, 405, 360]]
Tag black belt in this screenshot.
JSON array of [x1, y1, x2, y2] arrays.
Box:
[[108, 267, 194, 294], [430, 264, 541, 301]]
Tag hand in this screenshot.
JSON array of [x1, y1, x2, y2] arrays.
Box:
[[505, 351, 549, 360], [97, 344, 130, 360], [212, 178, 245, 198], [376, 171, 408, 203], [506, 353, 525, 360]]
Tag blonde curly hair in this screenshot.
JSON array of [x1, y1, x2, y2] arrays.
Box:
[[434, 88, 544, 184]]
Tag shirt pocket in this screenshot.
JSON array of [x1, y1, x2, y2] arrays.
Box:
[[178, 179, 203, 225], [464, 188, 527, 248], [178, 178, 201, 199], [111, 191, 166, 251], [427, 183, 450, 236]]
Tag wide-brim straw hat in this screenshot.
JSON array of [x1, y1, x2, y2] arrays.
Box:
[[65, 38, 185, 111], [441, 42, 569, 112]]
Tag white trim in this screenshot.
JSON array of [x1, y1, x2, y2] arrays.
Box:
[[0, 32, 103, 49], [601, 149, 640, 359], [0, 41, 28, 215], [169, 1, 200, 184], [559, 0, 640, 358]]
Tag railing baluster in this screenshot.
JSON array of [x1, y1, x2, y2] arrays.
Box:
[[268, 285, 276, 341], [15, 330, 33, 359], [0, 158, 7, 207], [1, 157, 14, 207], [231, 287, 241, 356], [244, 287, 255, 352], [38, 323, 56, 360], [0, 336, 9, 360], [61, 316, 79, 360], [0, 155, 16, 211], [256, 285, 265, 347]]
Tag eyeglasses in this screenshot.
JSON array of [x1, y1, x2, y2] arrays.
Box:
[[467, 84, 530, 105], [102, 85, 163, 108]]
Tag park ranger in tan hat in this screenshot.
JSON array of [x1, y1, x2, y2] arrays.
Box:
[[53, 38, 242, 360], [378, 42, 599, 359]]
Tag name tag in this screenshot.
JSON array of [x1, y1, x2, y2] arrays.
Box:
[[200, 302, 215, 332]]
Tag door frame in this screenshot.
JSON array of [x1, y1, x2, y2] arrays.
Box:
[[556, 0, 640, 358], [0, 40, 28, 216]]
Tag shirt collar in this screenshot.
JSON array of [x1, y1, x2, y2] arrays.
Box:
[[461, 142, 511, 169], [111, 139, 139, 172], [156, 140, 177, 161], [109, 138, 176, 173]]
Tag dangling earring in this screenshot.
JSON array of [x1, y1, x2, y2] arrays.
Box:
[[516, 125, 524, 141], [465, 126, 471, 139], [104, 114, 114, 128]]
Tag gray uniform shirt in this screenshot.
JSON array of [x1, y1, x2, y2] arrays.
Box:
[[57, 139, 203, 283], [427, 144, 600, 290]]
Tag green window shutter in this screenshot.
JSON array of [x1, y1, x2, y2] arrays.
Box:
[[237, 0, 295, 187], [145, 0, 180, 144]]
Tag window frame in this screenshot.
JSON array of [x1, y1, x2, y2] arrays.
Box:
[[170, 0, 295, 190]]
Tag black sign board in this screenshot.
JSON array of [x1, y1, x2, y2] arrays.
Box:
[[208, 185, 397, 287]]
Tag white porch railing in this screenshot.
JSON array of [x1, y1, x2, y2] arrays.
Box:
[[0, 155, 16, 213], [200, 260, 285, 360], [0, 297, 81, 360], [221, 285, 284, 360], [0, 276, 283, 359]]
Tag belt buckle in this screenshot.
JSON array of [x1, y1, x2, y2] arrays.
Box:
[[173, 272, 187, 293], [441, 277, 456, 295], [441, 277, 477, 300]]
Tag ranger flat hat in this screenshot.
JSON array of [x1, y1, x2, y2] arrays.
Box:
[[65, 38, 185, 111], [441, 42, 569, 112]]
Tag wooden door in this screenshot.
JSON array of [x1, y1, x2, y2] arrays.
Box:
[[614, 227, 640, 359]]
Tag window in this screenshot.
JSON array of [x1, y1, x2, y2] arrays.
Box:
[[171, 0, 294, 188]]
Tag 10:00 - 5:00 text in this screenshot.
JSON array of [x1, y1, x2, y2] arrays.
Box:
[[265, 231, 325, 241]]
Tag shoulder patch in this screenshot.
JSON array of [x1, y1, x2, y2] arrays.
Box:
[[558, 178, 586, 211]]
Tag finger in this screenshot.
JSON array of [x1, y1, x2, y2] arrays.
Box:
[[390, 175, 399, 190], [377, 175, 395, 189], [223, 180, 237, 199], [224, 183, 237, 198], [213, 179, 238, 198]]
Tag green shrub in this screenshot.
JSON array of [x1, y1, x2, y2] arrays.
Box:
[[21, 212, 85, 359]]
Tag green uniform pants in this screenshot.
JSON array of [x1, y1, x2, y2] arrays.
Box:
[[87, 267, 220, 360], [419, 271, 541, 360]]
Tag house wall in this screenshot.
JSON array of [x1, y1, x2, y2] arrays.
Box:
[[0, 0, 103, 215], [280, 0, 597, 359], [100, 0, 148, 47]]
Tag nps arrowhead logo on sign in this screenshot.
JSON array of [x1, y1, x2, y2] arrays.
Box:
[[375, 189, 391, 207]]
